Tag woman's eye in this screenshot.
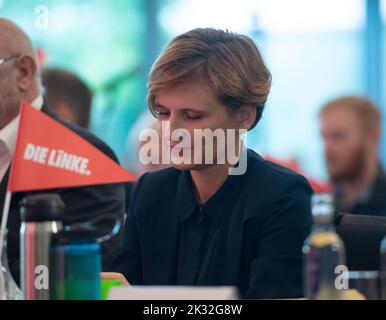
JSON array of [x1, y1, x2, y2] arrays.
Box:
[[155, 109, 170, 118], [185, 113, 202, 120]]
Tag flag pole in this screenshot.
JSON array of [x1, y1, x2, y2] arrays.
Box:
[[0, 190, 12, 258], [0, 191, 11, 299]]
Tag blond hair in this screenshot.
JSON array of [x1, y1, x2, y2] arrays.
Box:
[[320, 96, 381, 133], [147, 28, 271, 130]]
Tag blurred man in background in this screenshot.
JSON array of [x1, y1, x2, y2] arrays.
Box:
[[0, 18, 125, 280], [320, 96, 386, 216], [41, 68, 92, 129]]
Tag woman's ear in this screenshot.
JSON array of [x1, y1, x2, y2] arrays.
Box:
[[15, 55, 37, 92], [236, 105, 256, 130]]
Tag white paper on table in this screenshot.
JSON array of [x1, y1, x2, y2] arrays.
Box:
[[107, 286, 239, 300]]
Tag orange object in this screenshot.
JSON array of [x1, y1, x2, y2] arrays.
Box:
[[36, 48, 46, 68], [8, 101, 136, 192]]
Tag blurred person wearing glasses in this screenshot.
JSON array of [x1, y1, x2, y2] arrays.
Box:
[[320, 96, 386, 216], [0, 18, 125, 282]]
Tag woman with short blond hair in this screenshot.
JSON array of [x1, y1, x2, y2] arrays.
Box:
[[110, 28, 312, 299]]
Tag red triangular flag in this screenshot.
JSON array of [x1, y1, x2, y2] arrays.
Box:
[[8, 101, 136, 192]]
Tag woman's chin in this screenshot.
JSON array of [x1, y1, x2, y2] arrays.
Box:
[[171, 162, 208, 171]]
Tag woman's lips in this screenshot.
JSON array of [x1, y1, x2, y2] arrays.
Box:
[[167, 144, 192, 160], [165, 140, 191, 151], [170, 145, 192, 153]]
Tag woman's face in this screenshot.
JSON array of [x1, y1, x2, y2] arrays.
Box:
[[153, 81, 249, 171]]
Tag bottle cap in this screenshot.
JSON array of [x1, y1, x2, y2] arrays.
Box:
[[20, 193, 65, 222]]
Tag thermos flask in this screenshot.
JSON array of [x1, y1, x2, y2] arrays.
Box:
[[19, 193, 64, 300], [51, 224, 101, 300], [52, 214, 121, 300]]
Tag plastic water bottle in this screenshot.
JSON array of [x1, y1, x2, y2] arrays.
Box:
[[303, 193, 346, 299], [51, 224, 102, 300], [51, 214, 121, 300], [0, 229, 22, 300]]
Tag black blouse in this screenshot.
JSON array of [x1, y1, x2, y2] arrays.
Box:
[[111, 149, 313, 299]]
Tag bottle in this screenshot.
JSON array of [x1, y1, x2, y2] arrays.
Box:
[[51, 224, 102, 300], [51, 214, 121, 300], [0, 230, 22, 300], [303, 193, 346, 299], [381, 235, 386, 300], [19, 193, 64, 300]]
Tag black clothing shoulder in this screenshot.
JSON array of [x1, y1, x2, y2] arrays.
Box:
[[340, 168, 386, 217], [112, 149, 312, 299]]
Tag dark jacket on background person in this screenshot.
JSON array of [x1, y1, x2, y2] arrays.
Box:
[[111, 149, 313, 299], [335, 167, 386, 217], [0, 105, 126, 283]]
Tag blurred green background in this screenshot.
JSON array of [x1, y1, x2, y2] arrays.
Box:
[[1, 0, 385, 180]]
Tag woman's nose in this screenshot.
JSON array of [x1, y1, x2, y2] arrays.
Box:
[[166, 115, 184, 140], [160, 119, 181, 143], [160, 119, 171, 141]]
